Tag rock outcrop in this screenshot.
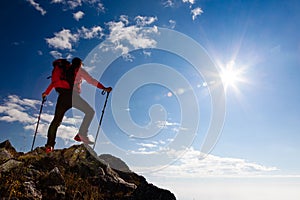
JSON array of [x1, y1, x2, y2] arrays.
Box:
[[0, 140, 176, 200]]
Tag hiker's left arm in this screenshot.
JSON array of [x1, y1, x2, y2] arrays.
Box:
[[80, 68, 106, 89]]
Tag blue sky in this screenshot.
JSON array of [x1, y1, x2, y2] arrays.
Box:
[[1, 0, 300, 199]]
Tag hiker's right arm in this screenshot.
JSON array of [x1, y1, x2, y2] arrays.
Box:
[[42, 66, 70, 97], [42, 83, 54, 97], [42, 67, 59, 97]]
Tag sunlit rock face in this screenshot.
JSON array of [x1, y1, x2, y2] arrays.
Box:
[[0, 140, 176, 200]]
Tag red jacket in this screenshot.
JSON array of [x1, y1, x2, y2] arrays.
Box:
[[44, 67, 104, 95]]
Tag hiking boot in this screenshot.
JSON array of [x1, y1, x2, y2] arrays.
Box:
[[45, 146, 54, 153], [74, 134, 94, 145]]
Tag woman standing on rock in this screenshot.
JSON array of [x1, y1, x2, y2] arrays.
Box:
[[42, 57, 112, 153]]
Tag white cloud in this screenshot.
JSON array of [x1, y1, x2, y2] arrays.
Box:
[[73, 11, 85, 21], [0, 95, 81, 143], [168, 20, 176, 29], [104, 16, 158, 57], [65, 53, 73, 60], [0, 109, 34, 124], [143, 148, 278, 178], [134, 16, 158, 26], [143, 50, 152, 57], [67, 0, 83, 9], [79, 26, 103, 39], [27, 0, 47, 15], [0, 95, 40, 125], [7, 95, 40, 109], [119, 15, 129, 25], [181, 0, 203, 20], [155, 120, 181, 130], [97, 2, 105, 12], [138, 143, 157, 148], [163, 0, 175, 7], [46, 29, 79, 50], [51, 0, 63, 3], [130, 149, 157, 155], [51, 0, 105, 11], [160, 148, 278, 177], [182, 0, 195, 4], [46, 26, 103, 51], [49, 50, 63, 58], [191, 7, 203, 20]]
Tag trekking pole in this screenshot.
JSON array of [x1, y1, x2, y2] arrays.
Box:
[[31, 96, 46, 151], [93, 90, 110, 150]]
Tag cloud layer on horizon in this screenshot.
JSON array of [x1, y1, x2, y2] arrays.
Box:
[[0, 94, 279, 178]]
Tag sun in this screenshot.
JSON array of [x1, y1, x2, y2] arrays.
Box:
[[219, 60, 246, 93], [221, 66, 239, 88]]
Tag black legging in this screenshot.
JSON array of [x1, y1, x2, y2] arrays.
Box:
[[46, 89, 95, 147]]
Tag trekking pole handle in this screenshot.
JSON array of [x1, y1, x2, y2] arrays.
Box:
[[42, 96, 47, 103]]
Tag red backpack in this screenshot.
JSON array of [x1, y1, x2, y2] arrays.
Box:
[[50, 59, 75, 88]]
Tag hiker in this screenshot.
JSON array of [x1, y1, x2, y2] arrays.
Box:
[[42, 57, 112, 153]]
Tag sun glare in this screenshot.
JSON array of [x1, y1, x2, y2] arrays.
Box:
[[219, 60, 246, 93], [221, 68, 239, 86]]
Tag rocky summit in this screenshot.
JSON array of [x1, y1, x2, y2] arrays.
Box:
[[0, 140, 176, 200]]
